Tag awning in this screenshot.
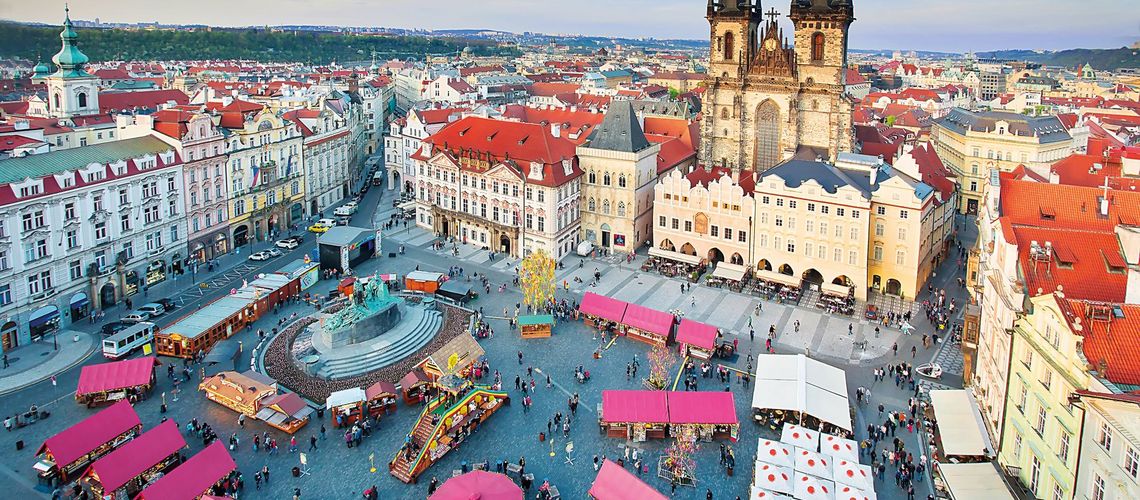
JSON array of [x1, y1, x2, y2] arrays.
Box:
[[82, 420, 185, 493], [666, 391, 737, 425], [756, 439, 794, 468], [794, 448, 833, 481], [588, 459, 668, 500], [648, 246, 702, 266], [579, 292, 628, 323], [937, 463, 1017, 500], [752, 461, 794, 495], [325, 387, 367, 410], [76, 357, 158, 396], [780, 423, 820, 450], [518, 314, 554, 326], [755, 269, 801, 288], [38, 400, 141, 468], [430, 470, 523, 500], [29, 306, 60, 328], [400, 369, 429, 390], [601, 390, 668, 424], [819, 433, 859, 462], [137, 441, 236, 500], [70, 292, 89, 309], [621, 303, 673, 336], [832, 459, 873, 491], [821, 282, 852, 297], [793, 473, 835, 500], [675, 319, 717, 351], [365, 381, 398, 400], [712, 262, 748, 282], [752, 354, 852, 431], [929, 390, 991, 457]]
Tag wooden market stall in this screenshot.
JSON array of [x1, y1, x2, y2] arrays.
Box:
[[620, 303, 675, 347], [666, 391, 739, 442], [74, 356, 159, 407], [198, 370, 277, 417], [405, 271, 445, 293], [400, 369, 432, 405], [156, 295, 254, 359], [136, 441, 236, 500], [675, 319, 718, 360], [578, 292, 627, 329], [417, 333, 485, 390], [599, 390, 669, 441], [79, 420, 185, 500], [254, 392, 313, 434], [518, 314, 554, 338], [365, 381, 399, 418], [327, 387, 368, 428], [35, 400, 143, 485]]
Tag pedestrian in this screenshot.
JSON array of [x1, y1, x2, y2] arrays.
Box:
[[517, 351, 523, 364], [593, 454, 600, 471], [309, 435, 318, 451], [262, 465, 270, 484], [238, 413, 245, 428], [911, 345, 917, 358], [707, 489, 714, 500]]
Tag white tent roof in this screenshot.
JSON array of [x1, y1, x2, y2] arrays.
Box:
[[834, 484, 877, 500], [832, 459, 874, 491], [929, 390, 991, 457], [820, 433, 859, 462], [648, 246, 702, 266], [793, 473, 836, 500], [937, 463, 1016, 500], [712, 262, 748, 282], [325, 387, 367, 410], [750, 485, 792, 499], [794, 447, 834, 481], [756, 439, 795, 468], [753, 461, 794, 495], [752, 354, 853, 431]]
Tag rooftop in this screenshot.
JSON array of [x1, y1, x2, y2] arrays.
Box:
[[0, 135, 175, 185]]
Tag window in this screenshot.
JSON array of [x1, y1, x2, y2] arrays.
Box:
[[787, 240, 795, 253], [875, 223, 884, 237], [659, 216, 666, 227], [849, 251, 858, 265], [724, 228, 733, 240], [819, 222, 827, 235], [143, 181, 158, 198], [762, 196, 770, 204], [618, 175, 626, 188], [877, 206, 886, 216], [900, 210, 908, 219], [821, 205, 829, 214], [1052, 484, 1063, 500], [94, 221, 107, 240], [850, 227, 859, 240], [144, 205, 159, 224], [896, 250, 906, 265], [671, 218, 679, 230], [64, 202, 76, 220], [1013, 432, 1023, 460], [684, 220, 692, 232], [0, 284, 9, 306], [1125, 447, 1139, 478], [1022, 349, 1034, 369], [899, 228, 907, 240], [789, 200, 797, 209], [836, 208, 845, 217], [69, 260, 83, 280], [119, 188, 129, 205], [873, 246, 883, 261], [1091, 474, 1104, 500], [807, 203, 815, 212], [145, 231, 162, 251], [1035, 407, 1047, 436], [738, 231, 746, 243], [805, 220, 814, 233], [65, 229, 78, 249], [1040, 369, 1052, 390], [723, 31, 734, 60], [1018, 385, 1028, 413], [788, 218, 796, 230], [851, 210, 860, 219], [0, 250, 7, 271], [1098, 423, 1113, 451], [776, 198, 784, 207], [1029, 456, 1041, 496], [1058, 432, 1070, 462], [170, 225, 179, 242], [775, 216, 784, 227], [710, 225, 719, 237], [810, 32, 824, 61], [603, 173, 611, 186]]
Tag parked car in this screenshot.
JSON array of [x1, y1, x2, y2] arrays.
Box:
[[334, 201, 358, 217], [308, 222, 332, 234], [101, 321, 131, 337], [267, 248, 283, 258], [275, 236, 302, 249], [122, 311, 151, 323], [156, 298, 178, 311], [249, 250, 273, 261], [136, 303, 166, 318]]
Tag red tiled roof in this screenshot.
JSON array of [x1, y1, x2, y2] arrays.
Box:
[[844, 68, 867, 85], [94, 68, 132, 80], [458, 65, 503, 77], [1057, 299, 1140, 386], [1000, 178, 1140, 231], [448, 79, 476, 94], [643, 116, 698, 150], [0, 134, 45, 151], [0, 101, 31, 115], [527, 82, 580, 97], [1010, 226, 1126, 302], [908, 143, 955, 202], [499, 104, 604, 146], [424, 116, 582, 187], [686, 165, 756, 194], [98, 89, 189, 113], [414, 107, 469, 125], [647, 135, 696, 174]]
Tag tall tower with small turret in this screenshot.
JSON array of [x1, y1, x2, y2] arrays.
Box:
[[41, 6, 100, 118]]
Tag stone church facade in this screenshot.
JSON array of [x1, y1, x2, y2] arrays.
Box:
[[699, 0, 855, 171]]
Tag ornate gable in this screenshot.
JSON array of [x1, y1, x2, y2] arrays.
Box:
[[749, 11, 797, 79]]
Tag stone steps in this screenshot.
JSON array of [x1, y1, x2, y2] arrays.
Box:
[[316, 310, 441, 379]]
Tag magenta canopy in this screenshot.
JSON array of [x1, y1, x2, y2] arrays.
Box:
[[601, 390, 669, 424], [621, 303, 674, 336], [579, 292, 628, 323], [75, 356, 158, 396], [589, 459, 668, 500], [38, 400, 141, 469], [675, 319, 718, 350], [137, 441, 235, 500], [667, 391, 738, 425], [429, 470, 523, 500], [83, 420, 185, 493]]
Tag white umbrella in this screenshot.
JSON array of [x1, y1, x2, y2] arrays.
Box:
[[750, 485, 792, 499], [756, 439, 794, 468], [781, 423, 820, 451], [832, 459, 874, 490], [820, 433, 859, 462], [794, 447, 834, 481], [793, 473, 836, 500], [752, 461, 794, 495], [834, 484, 877, 500]]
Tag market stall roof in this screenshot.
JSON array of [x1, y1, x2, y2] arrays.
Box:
[[326, 387, 367, 410], [795, 447, 834, 481], [517, 314, 555, 326], [648, 246, 702, 266], [675, 319, 717, 350], [317, 225, 374, 247], [406, 270, 445, 282], [198, 371, 276, 404], [162, 295, 252, 340], [137, 441, 236, 500], [666, 391, 737, 425], [832, 459, 874, 491], [937, 463, 1016, 500], [793, 473, 836, 500], [579, 292, 627, 323], [588, 459, 668, 500], [711, 261, 748, 282], [601, 390, 669, 424], [834, 485, 877, 500], [423, 333, 484, 378], [256, 392, 313, 426], [755, 269, 801, 288], [621, 303, 673, 336], [437, 279, 474, 296], [820, 433, 859, 462], [756, 439, 795, 468], [38, 400, 141, 468], [76, 356, 158, 397], [400, 369, 429, 389], [821, 282, 853, 297], [365, 381, 398, 400], [204, 340, 241, 368], [750, 485, 793, 499], [751, 354, 852, 431], [929, 390, 991, 457], [429, 470, 523, 500], [83, 420, 185, 493], [780, 423, 821, 451], [753, 461, 795, 495]]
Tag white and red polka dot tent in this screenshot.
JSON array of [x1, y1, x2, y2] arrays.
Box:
[[793, 448, 833, 481], [756, 439, 794, 468], [793, 472, 836, 500], [752, 461, 794, 495], [833, 484, 877, 500], [832, 459, 874, 491], [780, 423, 820, 451], [750, 485, 793, 499], [820, 433, 859, 462]]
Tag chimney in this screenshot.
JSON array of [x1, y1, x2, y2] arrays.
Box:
[[1099, 196, 1109, 216], [1048, 169, 1060, 184], [869, 166, 878, 186], [550, 123, 561, 138]]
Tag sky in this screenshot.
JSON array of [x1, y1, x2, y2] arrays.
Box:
[[1, 0, 1137, 53]]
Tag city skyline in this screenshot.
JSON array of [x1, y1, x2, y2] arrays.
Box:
[[1, 0, 1136, 53]]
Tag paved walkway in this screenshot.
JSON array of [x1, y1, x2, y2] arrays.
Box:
[[0, 330, 96, 395]]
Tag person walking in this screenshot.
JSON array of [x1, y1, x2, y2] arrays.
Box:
[[309, 435, 318, 451]]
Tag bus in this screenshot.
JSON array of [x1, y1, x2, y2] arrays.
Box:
[[102, 322, 157, 359]]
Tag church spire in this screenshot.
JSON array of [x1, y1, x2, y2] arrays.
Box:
[[52, 4, 91, 78]]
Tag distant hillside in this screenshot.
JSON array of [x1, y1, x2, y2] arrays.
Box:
[[977, 47, 1140, 71], [0, 22, 519, 64]]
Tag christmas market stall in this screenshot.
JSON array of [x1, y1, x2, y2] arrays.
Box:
[[405, 270, 445, 293], [589, 459, 668, 500], [198, 370, 277, 417], [666, 391, 739, 442], [620, 303, 675, 347], [78, 420, 185, 499], [35, 400, 142, 485], [136, 441, 236, 500], [156, 295, 254, 359], [675, 319, 718, 360], [326, 387, 368, 428], [365, 381, 399, 418], [578, 291, 627, 329], [255, 392, 313, 434], [436, 279, 476, 304], [599, 390, 669, 441], [750, 354, 853, 436], [429, 470, 523, 500], [400, 369, 432, 405], [518, 314, 554, 339], [75, 356, 159, 407], [417, 332, 485, 386]]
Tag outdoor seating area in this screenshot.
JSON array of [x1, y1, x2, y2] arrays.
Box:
[[598, 390, 739, 442], [815, 282, 856, 315], [926, 390, 993, 462], [74, 356, 159, 407], [750, 422, 876, 499], [705, 262, 751, 293], [750, 354, 854, 437], [642, 248, 705, 281], [747, 269, 803, 304]]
